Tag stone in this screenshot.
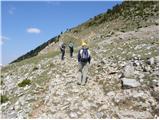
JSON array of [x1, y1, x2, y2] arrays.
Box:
[[8, 111, 17, 118], [140, 79, 144, 82], [69, 112, 78, 118], [123, 63, 135, 78], [139, 73, 145, 79], [82, 100, 90, 109], [151, 79, 159, 86], [14, 100, 21, 110], [96, 112, 103, 118], [134, 71, 145, 79], [17, 110, 27, 119], [107, 91, 115, 96], [143, 65, 151, 72], [133, 92, 144, 98], [81, 112, 92, 118], [23, 85, 30, 90], [121, 78, 141, 88], [118, 110, 153, 119], [147, 57, 154, 65], [133, 60, 141, 66], [26, 94, 36, 101]]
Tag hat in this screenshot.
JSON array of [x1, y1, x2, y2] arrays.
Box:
[[82, 42, 87, 46], [81, 39, 87, 46]]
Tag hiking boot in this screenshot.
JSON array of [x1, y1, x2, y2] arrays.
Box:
[[77, 82, 81, 85]]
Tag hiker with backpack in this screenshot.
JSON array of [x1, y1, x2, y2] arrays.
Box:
[[68, 41, 74, 58], [60, 42, 66, 60], [77, 41, 91, 85]]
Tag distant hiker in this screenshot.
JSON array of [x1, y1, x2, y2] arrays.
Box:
[[60, 42, 66, 60], [77, 41, 91, 85], [68, 41, 74, 58]]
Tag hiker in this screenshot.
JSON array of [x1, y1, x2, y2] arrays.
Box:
[[77, 41, 91, 85], [68, 41, 74, 58], [60, 42, 66, 60]]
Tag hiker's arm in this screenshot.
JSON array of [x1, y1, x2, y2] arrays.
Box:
[[60, 46, 64, 50], [88, 50, 91, 64]]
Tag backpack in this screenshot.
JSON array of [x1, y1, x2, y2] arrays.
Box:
[[60, 44, 65, 51], [69, 43, 73, 48], [81, 48, 89, 62]]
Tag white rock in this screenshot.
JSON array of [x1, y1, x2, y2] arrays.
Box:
[[148, 57, 154, 65], [8, 111, 17, 118], [118, 110, 153, 119], [82, 100, 90, 109], [124, 63, 135, 78], [70, 112, 78, 118], [107, 91, 115, 96], [122, 78, 141, 88], [96, 112, 103, 118], [133, 92, 144, 98]]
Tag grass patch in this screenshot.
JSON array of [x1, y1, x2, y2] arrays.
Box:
[[33, 70, 50, 86], [18, 79, 31, 87], [1, 95, 9, 103], [2, 50, 60, 72]]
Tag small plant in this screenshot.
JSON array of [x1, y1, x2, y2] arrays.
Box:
[[0, 79, 3, 85], [18, 79, 31, 87], [32, 67, 39, 71], [1, 95, 9, 103]]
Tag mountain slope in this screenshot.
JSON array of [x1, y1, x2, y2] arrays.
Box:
[[11, 1, 158, 63], [1, 1, 159, 119]]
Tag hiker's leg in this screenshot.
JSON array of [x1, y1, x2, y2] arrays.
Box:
[[61, 51, 63, 60], [70, 49, 72, 58], [82, 63, 88, 85], [62, 51, 65, 60], [63, 51, 65, 60], [71, 49, 73, 57], [77, 63, 83, 84], [71, 51, 73, 58]]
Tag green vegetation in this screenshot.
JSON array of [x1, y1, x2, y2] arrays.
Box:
[[1, 95, 9, 103], [16, 51, 59, 66], [1, 50, 60, 74], [18, 79, 31, 87], [32, 66, 39, 71], [0, 79, 3, 85], [76, 1, 158, 32], [11, 36, 58, 63]]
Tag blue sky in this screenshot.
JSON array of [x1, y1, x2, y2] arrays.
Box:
[[1, 1, 122, 65]]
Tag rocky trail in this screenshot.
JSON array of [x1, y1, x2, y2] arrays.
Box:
[[1, 1, 159, 118], [29, 55, 158, 119], [1, 26, 159, 119]]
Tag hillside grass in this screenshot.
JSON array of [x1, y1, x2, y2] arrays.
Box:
[[1, 51, 60, 73], [102, 38, 158, 61]]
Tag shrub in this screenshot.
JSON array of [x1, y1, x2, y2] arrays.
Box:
[[18, 79, 31, 87], [0, 79, 3, 85], [32, 67, 39, 71], [1, 95, 9, 103]]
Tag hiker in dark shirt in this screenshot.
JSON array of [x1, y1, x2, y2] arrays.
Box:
[[68, 41, 74, 58], [60, 42, 66, 60]]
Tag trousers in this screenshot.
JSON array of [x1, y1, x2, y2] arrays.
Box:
[[77, 62, 89, 85]]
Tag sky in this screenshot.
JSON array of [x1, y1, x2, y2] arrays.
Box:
[[1, 0, 122, 65]]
